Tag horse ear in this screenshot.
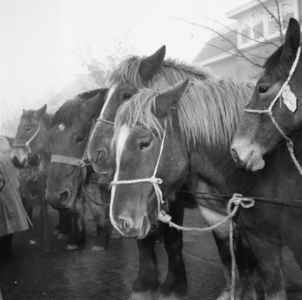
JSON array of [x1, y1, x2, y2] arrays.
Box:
[[154, 79, 190, 118], [139, 46, 166, 83], [281, 18, 300, 61], [81, 89, 107, 116], [22, 109, 26, 114], [33, 104, 47, 120]]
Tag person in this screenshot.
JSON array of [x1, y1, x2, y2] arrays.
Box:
[[0, 136, 32, 256]]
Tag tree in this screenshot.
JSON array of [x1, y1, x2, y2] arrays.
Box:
[[77, 38, 135, 87], [178, 0, 300, 68]]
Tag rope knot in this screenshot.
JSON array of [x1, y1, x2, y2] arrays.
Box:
[[158, 211, 172, 223], [150, 176, 163, 185], [228, 193, 255, 213]]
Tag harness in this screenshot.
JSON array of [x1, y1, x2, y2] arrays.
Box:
[[12, 123, 41, 154], [245, 46, 302, 174]]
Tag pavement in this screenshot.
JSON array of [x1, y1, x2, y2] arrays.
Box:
[[0, 205, 301, 300]]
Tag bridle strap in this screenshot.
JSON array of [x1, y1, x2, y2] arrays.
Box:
[[82, 118, 98, 165], [12, 123, 41, 154], [244, 46, 302, 175], [111, 120, 167, 215], [51, 154, 88, 168], [96, 118, 114, 126]]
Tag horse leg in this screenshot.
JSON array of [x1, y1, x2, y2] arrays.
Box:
[[234, 230, 258, 300], [160, 195, 187, 300], [198, 207, 257, 300], [131, 233, 159, 300], [85, 184, 109, 251], [244, 231, 286, 300], [57, 211, 72, 240], [54, 211, 64, 235], [66, 199, 86, 250]]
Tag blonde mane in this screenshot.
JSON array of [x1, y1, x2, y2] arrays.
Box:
[[108, 56, 213, 90], [113, 78, 254, 148]]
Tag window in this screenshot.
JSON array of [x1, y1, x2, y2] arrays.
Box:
[[241, 27, 251, 44]]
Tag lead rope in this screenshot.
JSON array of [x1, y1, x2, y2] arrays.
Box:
[[12, 123, 41, 154], [245, 47, 302, 175], [111, 120, 255, 300]]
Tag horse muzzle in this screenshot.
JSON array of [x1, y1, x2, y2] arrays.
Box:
[[231, 139, 265, 172], [113, 214, 151, 239]]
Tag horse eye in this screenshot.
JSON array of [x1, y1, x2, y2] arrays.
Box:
[[140, 140, 151, 150], [25, 126, 32, 132], [258, 86, 270, 94], [123, 93, 132, 100], [76, 136, 85, 143]]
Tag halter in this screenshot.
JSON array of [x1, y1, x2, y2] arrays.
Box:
[[12, 123, 41, 154], [111, 120, 167, 216], [95, 118, 115, 126], [245, 46, 302, 174]]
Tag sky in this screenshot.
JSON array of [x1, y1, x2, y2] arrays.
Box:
[[0, 0, 251, 132]]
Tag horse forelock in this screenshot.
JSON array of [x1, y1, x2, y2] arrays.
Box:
[[50, 89, 100, 130], [108, 55, 213, 89], [113, 78, 254, 149]]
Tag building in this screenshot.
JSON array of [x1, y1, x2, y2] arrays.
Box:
[[193, 0, 302, 81]]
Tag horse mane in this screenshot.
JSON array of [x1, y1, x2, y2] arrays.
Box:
[[113, 78, 254, 148], [108, 56, 213, 89], [50, 89, 100, 129]]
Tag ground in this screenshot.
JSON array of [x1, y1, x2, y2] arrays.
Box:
[[0, 205, 301, 300]]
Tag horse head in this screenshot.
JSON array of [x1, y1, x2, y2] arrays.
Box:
[[45, 89, 106, 210], [87, 46, 166, 175], [231, 18, 302, 172], [11, 104, 48, 168], [110, 80, 190, 238]]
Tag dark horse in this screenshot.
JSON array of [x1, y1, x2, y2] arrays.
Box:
[[231, 18, 302, 172], [87, 46, 257, 299], [109, 78, 302, 299], [10, 105, 75, 244], [45, 89, 119, 251]]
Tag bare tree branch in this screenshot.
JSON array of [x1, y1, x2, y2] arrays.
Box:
[[257, 0, 280, 26], [177, 17, 263, 67]]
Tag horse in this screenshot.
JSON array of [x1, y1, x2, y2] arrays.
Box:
[[10, 105, 75, 241], [87, 46, 256, 300], [10, 104, 86, 249], [109, 78, 302, 300], [45, 89, 117, 251], [231, 18, 302, 172]]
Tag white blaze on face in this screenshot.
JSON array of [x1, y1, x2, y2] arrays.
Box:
[[58, 124, 65, 131], [88, 84, 117, 144], [109, 124, 130, 232]]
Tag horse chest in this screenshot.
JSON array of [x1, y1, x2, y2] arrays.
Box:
[[197, 205, 229, 237]]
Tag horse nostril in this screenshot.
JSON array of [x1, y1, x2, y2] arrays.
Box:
[[120, 218, 131, 233], [60, 190, 70, 204], [230, 148, 239, 163], [97, 149, 108, 165]]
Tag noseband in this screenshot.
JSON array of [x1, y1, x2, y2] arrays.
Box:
[[12, 123, 41, 154], [244, 46, 302, 174], [111, 120, 167, 218]]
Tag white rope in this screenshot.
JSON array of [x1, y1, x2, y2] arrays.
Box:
[[244, 47, 302, 175], [111, 119, 255, 300], [12, 123, 41, 154]]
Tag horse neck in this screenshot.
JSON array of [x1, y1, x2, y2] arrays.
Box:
[[189, 140, 254, 196], [38, 113, 53, 152]]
